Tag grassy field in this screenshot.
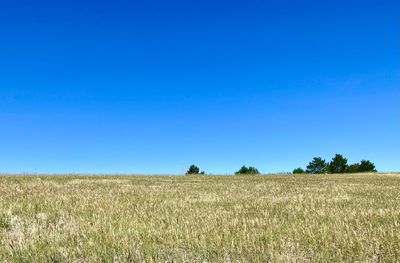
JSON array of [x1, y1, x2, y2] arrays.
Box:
[[0, 173, 399, 262]]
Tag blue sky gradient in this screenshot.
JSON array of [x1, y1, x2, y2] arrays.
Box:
[[1, 0, 399, 173]]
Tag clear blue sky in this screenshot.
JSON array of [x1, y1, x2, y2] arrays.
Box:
[[1, 0, 399, 174]]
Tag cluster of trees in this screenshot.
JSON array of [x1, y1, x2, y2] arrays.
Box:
[[293, 154, 377, 174], [186, 155, 377, 175]]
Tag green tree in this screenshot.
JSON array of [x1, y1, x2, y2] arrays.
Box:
[[235, 166, 260, 175], [358, 160, 377, 172], [292, 167, 305, 174], [186, 165, 204, 175], [306, 157, 327, 174], [346, 163, 361, 173], [328, 154, 348, 173]]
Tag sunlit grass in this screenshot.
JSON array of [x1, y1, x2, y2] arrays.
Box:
[[1, 173, 399, 262]]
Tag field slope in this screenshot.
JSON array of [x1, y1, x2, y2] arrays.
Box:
[[0, 173, 399, 262]]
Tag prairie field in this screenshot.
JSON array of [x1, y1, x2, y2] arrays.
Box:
[[0, 173, 399, 262]]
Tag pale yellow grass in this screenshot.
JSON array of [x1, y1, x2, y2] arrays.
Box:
[[0, 173, 399, 262]]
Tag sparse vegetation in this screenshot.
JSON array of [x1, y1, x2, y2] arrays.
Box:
[[0, 173, 399, 262]]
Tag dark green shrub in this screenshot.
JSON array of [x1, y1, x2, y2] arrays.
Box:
[[346, 163, 361, 173], [358, 160, 377, 172], [186, 165, 205, 175], [345, 160, 377, 173], [293, 167, 305, 174], [235, 166, 260, 175]]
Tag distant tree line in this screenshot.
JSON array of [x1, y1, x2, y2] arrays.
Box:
[[292, 154, 376, 174], [186, 154, 377, 175]]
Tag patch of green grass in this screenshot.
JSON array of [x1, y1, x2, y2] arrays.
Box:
[[0, 214, 9, 230]]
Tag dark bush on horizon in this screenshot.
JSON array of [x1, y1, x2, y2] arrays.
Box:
[[235, 166, 260, 175], [293, 167, 305, 174], [346, 160, 377, 173], [358, 160, 377, 172], [186, 165, 205, 175]]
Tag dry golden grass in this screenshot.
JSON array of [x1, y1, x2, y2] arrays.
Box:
[[0, 173, 399, 262]]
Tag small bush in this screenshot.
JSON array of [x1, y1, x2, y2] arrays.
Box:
[[235, 166, 260, 175], [293, 167, 305, 174], [186, 165, 205, 175]]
